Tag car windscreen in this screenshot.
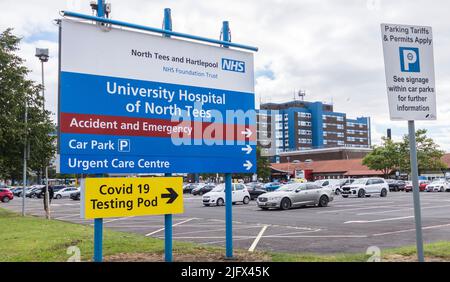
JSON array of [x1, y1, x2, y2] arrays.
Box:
[[211, 184, 224, 192], [277, 183, 302, 192], [352, 178, 367, 185]]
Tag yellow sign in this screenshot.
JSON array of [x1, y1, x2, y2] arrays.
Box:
[[81, 177, 183, 219]]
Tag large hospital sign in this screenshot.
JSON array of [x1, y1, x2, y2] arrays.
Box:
[[58, 19, 256, 174]]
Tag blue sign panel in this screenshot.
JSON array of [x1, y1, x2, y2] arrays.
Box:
[[59, 20, 256, 174]]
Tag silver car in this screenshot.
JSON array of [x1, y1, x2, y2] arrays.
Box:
[[256, 183, 334, 210]]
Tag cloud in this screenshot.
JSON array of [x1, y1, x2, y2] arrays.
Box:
[[1, 0, 449, 151]]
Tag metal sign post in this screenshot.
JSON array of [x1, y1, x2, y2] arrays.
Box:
[[163, 9, 173, 263], [408, 120, 424, 261], [93, 0, 105, 263], [222, 21, 234, 259], [381, 23, 436, 262]]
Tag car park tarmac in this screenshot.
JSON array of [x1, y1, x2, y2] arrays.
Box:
[[2, 192, 450, 254]]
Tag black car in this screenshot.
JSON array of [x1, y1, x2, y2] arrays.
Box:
[[246, 182, 267, 200], [183, 183, 198, 194], [387, 180, 406, 192], [27, 187, 44, 198], [50, 185, 66, 193], [70, 191, 80, 201], [191, 184, 216, 195]]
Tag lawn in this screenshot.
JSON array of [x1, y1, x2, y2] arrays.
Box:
[[1, 208, 449, 262]]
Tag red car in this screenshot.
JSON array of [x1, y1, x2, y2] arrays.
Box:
[[405, 181, 428, 192], [0, 188, 14, 203]]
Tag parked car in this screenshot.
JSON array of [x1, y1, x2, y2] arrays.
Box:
[[70, 191, 80, 201], [0, 188, 14, 203], [314, 179, 343, 195], [341, 177, 389, 198], [50, 185, 67, 194], [338, 178, 355, 188], [191, 183, 216, 196], [263, 182, 282, 192], [405, 180, 428, 192], [257, 182, 334, 210], [54, 187, 80, 199], [202, 183, 250, 206], [386, 179, 406, 192], [426, 180, 450, 192], [246, 182, 267, 200], [26, 186, 45, 198], [183, 183, 198, 194]]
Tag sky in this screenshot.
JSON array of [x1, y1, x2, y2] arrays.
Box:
[[1, 0, 450, 151]]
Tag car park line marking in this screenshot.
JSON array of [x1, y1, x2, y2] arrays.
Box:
[[156, 225, 262, 237], [264, 235, 368, 238], [102, 217, 135, 224], [317, 205, 402, 214], [373, 223, 450, 236], [344, 216, 414, 224], [54, 214, 80, 220], [263, 229, 321, 237], [356, 204, 450, 216], [248, 225, 269, 252], [333, 202, 396, 208], [145, 218, 196, 236]]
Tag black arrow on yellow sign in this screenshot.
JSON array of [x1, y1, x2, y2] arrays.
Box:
[[161, 188, 178, 204]]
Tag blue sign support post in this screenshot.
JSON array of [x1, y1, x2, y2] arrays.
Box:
[[93, 0, 105, 263], [163, 8, 173, 263], [222, 21, 233, 259]]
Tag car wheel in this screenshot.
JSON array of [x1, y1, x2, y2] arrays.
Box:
[[243, 196, 250, 205], [318, 195, 329, 207], [335, 188, 341, 195], [280, 198, 291, 210], [380, 188, 388, 197], [440, 187, 445, 192], [2, 197, 10, 203], [216, 198, 224, 206], [357, 189, 366, 198], [395, 186, 399, 192], [55, 194, 62, 199]]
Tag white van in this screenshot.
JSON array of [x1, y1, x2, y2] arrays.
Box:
[[202, 183, 250, 206]]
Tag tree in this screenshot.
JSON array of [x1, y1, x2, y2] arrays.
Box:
[[363, 129, 446, 178], [0, 29, 56, 183], [256, 146, 271, 181], [363, 137, 400, 178], [398, 129, 446, 173]]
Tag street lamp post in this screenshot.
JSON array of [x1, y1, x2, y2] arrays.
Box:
[[35, 48, 50, 219]]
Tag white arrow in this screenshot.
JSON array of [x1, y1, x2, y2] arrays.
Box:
[[241, 128, 253, 138], [243, 160, 253, 170], [241, 145, 253, 154]]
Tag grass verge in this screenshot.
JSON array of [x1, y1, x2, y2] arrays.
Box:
[[1, 207, 449, 262]]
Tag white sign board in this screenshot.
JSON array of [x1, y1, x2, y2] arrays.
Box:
[[381, 23, 436, 121]]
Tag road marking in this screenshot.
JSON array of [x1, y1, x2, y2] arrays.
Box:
[[54, 214, 80, 220], [102, 217, 135, 224], [263, 235, 368, 238], [373, 223, 450, 236], [357, 204, 450, 216], [317, 205, 401, 214], [248, 225, 269, 252], [344, 216, 413, 224], [145, 218, 195, 236]]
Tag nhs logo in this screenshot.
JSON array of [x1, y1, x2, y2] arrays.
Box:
[[399, 47, 420, 72], [221, 58, 245, 73]]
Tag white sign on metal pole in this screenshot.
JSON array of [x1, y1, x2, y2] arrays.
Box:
[[381, 23, 436, 121]]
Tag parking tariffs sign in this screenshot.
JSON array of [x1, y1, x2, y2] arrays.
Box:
[[381, 23, 436, 120], [58, 19, 256, 174]]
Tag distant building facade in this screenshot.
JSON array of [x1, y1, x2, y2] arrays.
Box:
[[257, 100, 371, 157]]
